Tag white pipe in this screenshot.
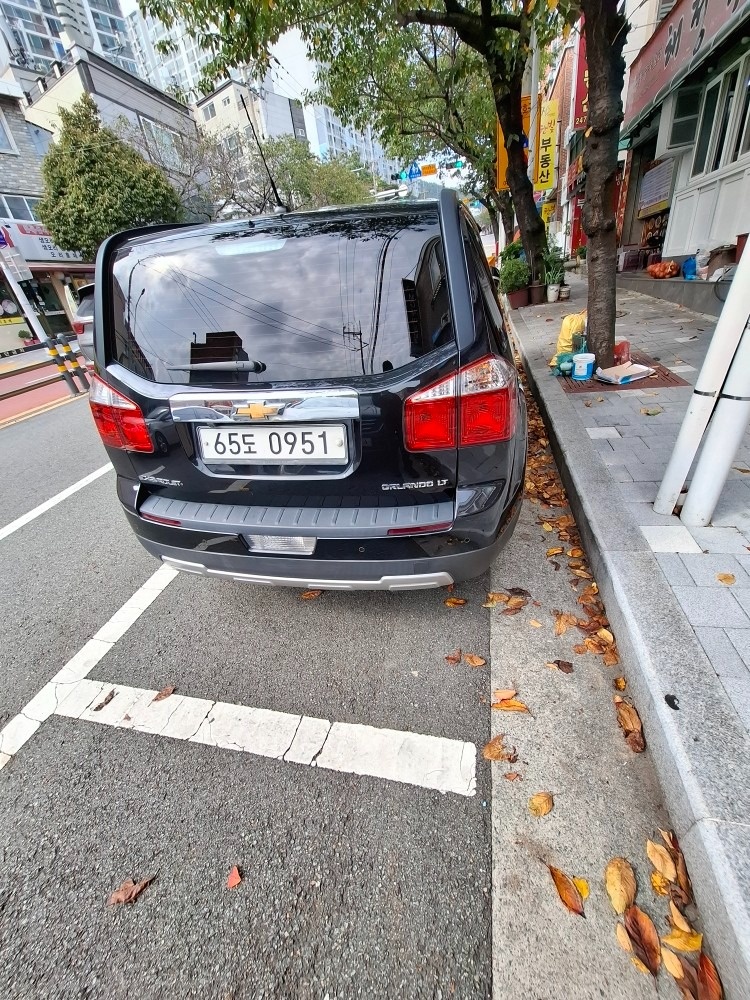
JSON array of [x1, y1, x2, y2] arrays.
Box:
[[653, 247, 750, 514], [680, 322, 750, 526]]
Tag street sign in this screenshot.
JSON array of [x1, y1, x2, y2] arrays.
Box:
[[408, 163, 421, 180], [397, 184, 409, 198], [420, 163, 437, 176]]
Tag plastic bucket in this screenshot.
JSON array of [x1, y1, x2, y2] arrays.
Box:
[[572, 353, 595, 380]]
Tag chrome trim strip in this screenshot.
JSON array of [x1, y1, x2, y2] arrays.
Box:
[[161, 556, 453, 591], [168, 387, 359, 423]]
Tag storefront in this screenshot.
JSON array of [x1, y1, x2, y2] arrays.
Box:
[[622, 0, 750, 261], [0, 220, 93, 357]]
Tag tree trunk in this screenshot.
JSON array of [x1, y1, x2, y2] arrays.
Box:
[[497, 190, 515, 247], [580, 1, 629, 368], [495, 84, 547, 283]]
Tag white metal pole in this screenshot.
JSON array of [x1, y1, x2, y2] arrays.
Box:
[[653, 247, 750, 514], [679, 322, 750, 526]]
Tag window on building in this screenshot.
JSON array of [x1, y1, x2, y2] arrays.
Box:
[[711, 68, 740, 172], [0, 112, 17, 155], [202, 103, 216, 121], [668, 87, 701, 147], [732, 67, 750, 160], [0, 194, 40, 220], [692, 81, 721, 176], [140, 117, 184, 172], [222, 95, 231, 107]]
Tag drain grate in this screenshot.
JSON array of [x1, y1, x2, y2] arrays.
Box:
[[558, 350, 691, 393]]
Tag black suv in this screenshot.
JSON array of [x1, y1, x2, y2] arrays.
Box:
[[89, 192, 526, 590]]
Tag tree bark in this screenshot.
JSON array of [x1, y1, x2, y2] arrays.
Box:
[[494, 76, 546, 282], [580, 1, 629, 367], [497, 190, 515, 247]]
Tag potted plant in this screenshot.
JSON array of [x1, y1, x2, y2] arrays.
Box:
[[545, 261, 564, 302], [17, 328, 37, 347], [499, 257, 531, 309]]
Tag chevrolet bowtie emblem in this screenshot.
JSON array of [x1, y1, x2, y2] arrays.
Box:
[[235, 402, 282, 419]]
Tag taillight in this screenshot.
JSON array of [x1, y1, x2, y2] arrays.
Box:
[[72, 320, 85, 336], [404, 356, 517, 451], [89, 375, 154, 453]]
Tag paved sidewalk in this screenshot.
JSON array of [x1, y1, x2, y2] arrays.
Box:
[[509, 276, 750, 999]]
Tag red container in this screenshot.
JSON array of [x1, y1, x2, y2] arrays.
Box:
[[613, 340, 631, 365]]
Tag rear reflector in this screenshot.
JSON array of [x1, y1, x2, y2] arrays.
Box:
[[244, 534, 316, 555], [141, 512, 182, 526], [404, 356, 517, 451], [72, 320, 85, 336], [387, 521, 453, 536], [89, 375, 154, 453]]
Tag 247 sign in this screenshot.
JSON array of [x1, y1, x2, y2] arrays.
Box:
[[535, 100, 559, 192]]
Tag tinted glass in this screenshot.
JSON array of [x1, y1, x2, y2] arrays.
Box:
[[108, 211, 455, 385]]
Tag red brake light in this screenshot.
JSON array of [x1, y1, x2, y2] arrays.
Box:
[[89, 375, 154, 453], [404, 357, 516, 451], [72, 320, 85, 335]]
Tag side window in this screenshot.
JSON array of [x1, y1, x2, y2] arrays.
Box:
[[462, 222, 507, 350]]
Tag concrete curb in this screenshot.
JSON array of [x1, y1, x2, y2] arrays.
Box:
[[508, 307, 750, 999]]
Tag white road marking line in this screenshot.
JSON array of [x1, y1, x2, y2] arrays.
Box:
[[48, 678, 477, 796], [0, 565, 177, 768], [0, 463, 113, 541]]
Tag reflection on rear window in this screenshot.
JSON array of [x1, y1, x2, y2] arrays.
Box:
[[108, 210, 455, 385]]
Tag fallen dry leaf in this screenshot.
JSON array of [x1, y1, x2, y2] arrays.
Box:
[[661, 928, 703, 953], [614, 696, 646, 752], [553, 610, 578, 637], [483, 592, 509, 608], [651, 871, 671, 896], [546, 546, 564, 557], [463, 653, 486, 667], [573, 877, 590, 900], [506, 594, 528, 610], [640, 407, 663, 416], [529, 619, 543, 628], [507, 587, 532, 598], [624, 905, 661, 976], [444, 649, 462, 665], [301, 589, 322, 600], [597, 627, 614, 645], [605, 857, 637, 914], [547, 865, 585, 916], [546, 659, 574, 674], [662, 947, 684, 980], [616, 922, 632, 953], [542, 522, 554, 532], [502, 607, 523, 616], [504, 771, 522, 781], [675, 844, 694, 905], [493, 688, 517, 702], [614, 676, 627, 691], [528, 792, 554, 817], [670, 900, 692, 934], [568, 547, 584, 558], [93, 689, 116, 712], [482, 733, 517, 762], [697, 952, 723, 1000], [444, 597, 467, 608], [226, 865, 242, 889], [603, 647, 620, 667], [677, 956, 700, 1000], [492, 697, 530, 713], [152, 685, 175, 703], [107, 876, 154, 906], [631, 957, 651, 976], [716, 573, 735, 586], [647, 839, 677, 882]]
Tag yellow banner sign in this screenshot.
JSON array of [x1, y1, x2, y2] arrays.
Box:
[[541, 202, 555, 228], [496, 95, 540, 192], [534, 100, 558, 192]]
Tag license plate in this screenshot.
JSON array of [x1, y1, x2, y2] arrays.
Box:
[[197, 424, 348, 464]]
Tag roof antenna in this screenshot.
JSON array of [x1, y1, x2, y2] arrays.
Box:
[[239, 94, 288, 214]]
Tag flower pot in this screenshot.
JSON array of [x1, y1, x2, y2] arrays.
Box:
[[529, 282, 546, 306], [546, 284, 560, 303], [506, 286, 529, 309], [559, 285, 571, 301]]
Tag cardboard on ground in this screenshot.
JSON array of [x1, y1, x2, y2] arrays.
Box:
[[595, 362, 655, 385]]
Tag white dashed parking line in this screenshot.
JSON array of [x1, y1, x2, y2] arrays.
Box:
[[0, 463, 113, 542], [0, 562, 476, 796]]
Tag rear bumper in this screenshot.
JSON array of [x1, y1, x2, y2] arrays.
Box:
[[130, 493, 522, 591]]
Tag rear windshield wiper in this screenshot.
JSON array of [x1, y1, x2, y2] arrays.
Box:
[[166, 361, 267, 373]]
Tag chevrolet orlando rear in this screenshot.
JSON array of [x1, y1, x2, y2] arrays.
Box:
[[89, 192, 526, 590]]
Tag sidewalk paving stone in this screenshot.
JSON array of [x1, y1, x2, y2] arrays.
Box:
[[510, 275, 750, 1000]]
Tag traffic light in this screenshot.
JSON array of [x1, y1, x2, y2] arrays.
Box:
[[399, 170, 408, 180], [454, 159, 463, 169], [390, 174, 399, 181]]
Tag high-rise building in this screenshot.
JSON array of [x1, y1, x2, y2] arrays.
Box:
[[0, 0, 137, 76]]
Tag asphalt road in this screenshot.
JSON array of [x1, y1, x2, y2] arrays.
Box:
[[0, 399, 680, 1000]]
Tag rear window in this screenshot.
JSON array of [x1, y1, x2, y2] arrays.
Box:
[[107, 211, 455, 385]]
